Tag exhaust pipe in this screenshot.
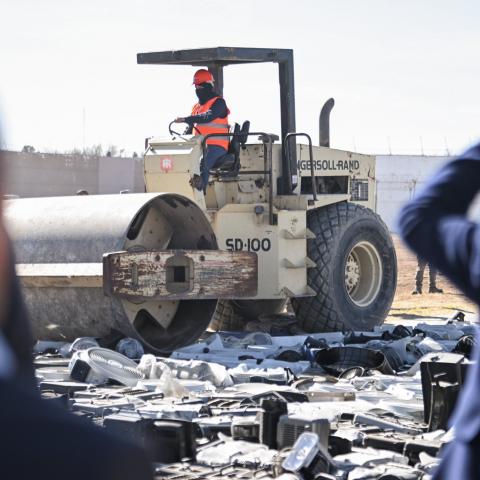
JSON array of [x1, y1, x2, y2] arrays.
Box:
[[319, 98, 335, 147]]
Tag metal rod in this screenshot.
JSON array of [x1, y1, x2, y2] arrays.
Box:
[[307, 135, 318, 201], [278, 53, 297, 195], [282, 135, 293, 194], [284, 132, 317, 201], [236, 170, 270, 175], [206, 64, 224, 97], [267, 137, 274, 225]]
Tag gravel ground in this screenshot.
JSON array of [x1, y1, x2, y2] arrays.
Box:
[[387, 236, 477, 325]]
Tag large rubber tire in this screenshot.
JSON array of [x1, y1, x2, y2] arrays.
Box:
[[208, 300, 245, 331], [292, 202, 397, 332], [208, 299, 287, 332]]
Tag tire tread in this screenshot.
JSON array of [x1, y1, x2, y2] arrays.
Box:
[[292, 202, 396, 332]]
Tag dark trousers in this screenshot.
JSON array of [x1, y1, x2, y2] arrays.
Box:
[[415, 255, 438, 290], [200, 145, 227, 189]]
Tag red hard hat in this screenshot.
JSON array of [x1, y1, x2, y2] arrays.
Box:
[[193, 69, 214, 86]]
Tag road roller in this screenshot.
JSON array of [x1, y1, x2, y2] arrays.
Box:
[[138, 47, 397, 334], [5, 193, 257, 352], [5, 47, 397, 352]]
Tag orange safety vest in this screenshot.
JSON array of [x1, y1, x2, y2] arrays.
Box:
[[191, 96, 230, 150]]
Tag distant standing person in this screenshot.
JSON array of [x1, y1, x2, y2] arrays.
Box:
[[412, 254, 443, 294]]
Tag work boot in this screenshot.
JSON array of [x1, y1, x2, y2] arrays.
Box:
[[429, 286, 444, 294], [411, 288, 422, 295], [189, 174, 204, 192]]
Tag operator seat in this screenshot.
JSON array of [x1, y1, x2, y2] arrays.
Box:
[[211, 121, 250, 177]]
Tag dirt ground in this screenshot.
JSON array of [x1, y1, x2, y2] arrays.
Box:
[[387, 236, 477, 324]]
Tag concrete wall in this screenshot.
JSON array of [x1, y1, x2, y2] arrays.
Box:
[[2, 150, 455, 232], [2, 151, 145, 198]]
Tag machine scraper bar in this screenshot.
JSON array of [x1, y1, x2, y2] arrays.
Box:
[[103, 249, 258, 301], [16, 263, 103, 288]]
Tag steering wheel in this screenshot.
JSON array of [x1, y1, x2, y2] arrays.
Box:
[[169, 120, 202, 140], [168, 120, 185, 137]]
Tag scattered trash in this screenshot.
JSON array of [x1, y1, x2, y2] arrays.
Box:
[[196, 436, 278, 467], [277, 414, 330, 449], [420, 355, 470, 430], [69, 347, 144, 386], [137, 355, 189, 397], [104, 414, 196, 463], [115, 337, 144, 359], [315, 347, 395, 376], [35, 317, 476, 479], [62, 337, 101, 358], [453, 334, 476, 358], [33, 340, 68, 355], [282, 432, 322, 472]]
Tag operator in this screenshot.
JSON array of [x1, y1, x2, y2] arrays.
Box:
[[174, 69, 230, 192], [398, 141, 480, 479]]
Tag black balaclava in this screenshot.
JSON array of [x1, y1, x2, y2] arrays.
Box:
[[195, 82, 217, 105]]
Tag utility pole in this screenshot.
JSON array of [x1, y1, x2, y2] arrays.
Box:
[[82, 108, 86, 151], [443, 136, 450, 156]]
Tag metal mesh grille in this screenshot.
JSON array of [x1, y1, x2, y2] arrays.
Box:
[[351, 179, 369, 201], [277, 418, 307, 449], [88, 349, 144, 380]]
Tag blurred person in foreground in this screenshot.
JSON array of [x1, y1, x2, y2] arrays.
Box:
[[0, 136, 152, 479], [399, 141, 480, 479]]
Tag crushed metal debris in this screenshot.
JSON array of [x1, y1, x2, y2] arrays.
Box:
[[34, 315, 476, 479]]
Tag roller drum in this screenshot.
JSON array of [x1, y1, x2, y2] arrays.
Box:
[[4, 193, 217, 352]]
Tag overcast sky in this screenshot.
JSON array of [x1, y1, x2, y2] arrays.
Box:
[[1, 0, 479, 155]]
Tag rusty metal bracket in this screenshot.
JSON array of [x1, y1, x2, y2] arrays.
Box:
[[103, 249, 258, 301]]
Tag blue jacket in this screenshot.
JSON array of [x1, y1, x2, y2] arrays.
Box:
[[398, 142, 480, 479]]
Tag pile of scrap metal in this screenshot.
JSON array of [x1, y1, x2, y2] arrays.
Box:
[[35, 315, 475, 480]]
